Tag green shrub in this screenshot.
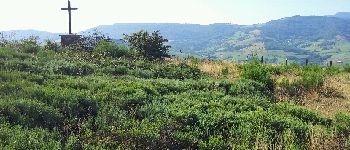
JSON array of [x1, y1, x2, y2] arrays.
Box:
[[2, 59, 41, 73], [64, 135, 83, 150], [0, 123, 61, 149], [29, 87, 98, 119], [18, 36, 40, 54], [0, 48, 33, 62], [155, 63, 202, 80], [93, 40, 130, 58], [129, 69, 154, 78], [279, 69, 326, 97], [298, 71, 325, 91], [199, 135, 228, 150], [0, 99, 63, 129], [46, 59, 95, 76], [271, 104, 331, 126], [109, 65, 129, 76], [344, 65, 350, 73], [0, 81, 24, 95], [325, 66, 341, 75], [334, 112, 350, 136], [221, 66, 229, 76], [229, 78, 272, 97], [241, 61, 275, 92], [44, 40, 61, 51]]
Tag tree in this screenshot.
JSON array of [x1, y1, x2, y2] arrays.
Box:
[[124, 30, 170, 59], [80, 30, 109, 51]]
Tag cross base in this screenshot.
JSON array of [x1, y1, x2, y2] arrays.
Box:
[[60, 34, 82, 47]]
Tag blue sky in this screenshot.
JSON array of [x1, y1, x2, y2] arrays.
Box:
[[0, 0, 349, 33]]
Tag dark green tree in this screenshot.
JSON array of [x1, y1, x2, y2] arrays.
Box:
[[124, 30, 170, 59]]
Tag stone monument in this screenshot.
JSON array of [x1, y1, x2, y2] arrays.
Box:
[[60, 0, 81, 47]]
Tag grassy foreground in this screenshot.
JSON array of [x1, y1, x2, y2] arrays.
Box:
[[0, 40, 350, 149]]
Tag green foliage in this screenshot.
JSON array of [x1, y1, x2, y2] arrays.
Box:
[[47, 59, 95, 76], [18, 36, 40, 54], [0, 99, 63, 129], [0, 124, 61, 149], [344, 65, 350, 73], [29, 86, 98, 119], [240, 60, 275, 93], [124, 30, 170, 59], [0, 39, 350, 149], [0, 47, 32, 61], [279, 66, 326, 98], [155, 63, 202, 80], [64, 135, 83, 150], [221, 66, 229, 76], [268, 63, 301, 75], [271, 104, 331, 126], [334, 113, 350, 136], [229, 78, 271, 97], [298, 70, 325, 90], [43, 40, 60, 51], [79, 30, 110, 51], [93, 40, 131, 58]]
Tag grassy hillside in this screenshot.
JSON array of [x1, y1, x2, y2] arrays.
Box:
[[0, 38, 350, 149]]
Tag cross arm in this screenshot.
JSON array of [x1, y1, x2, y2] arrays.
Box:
[[61, 8, 78, 10]]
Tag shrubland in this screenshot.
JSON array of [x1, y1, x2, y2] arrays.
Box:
[[0, 33, 350, 149]]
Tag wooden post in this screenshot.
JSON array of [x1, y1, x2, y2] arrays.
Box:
[[285, 58, 288, 66], [306, 59, 309, 66], [261, 56, 264, 63], [330, 61, 333, 67]]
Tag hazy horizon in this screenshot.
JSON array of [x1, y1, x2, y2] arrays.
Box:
[[1, 0, 350, 33]]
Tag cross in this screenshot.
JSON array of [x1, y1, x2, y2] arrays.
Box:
[[61, 0, 78, 34]]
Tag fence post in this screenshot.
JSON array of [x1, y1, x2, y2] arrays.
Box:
[[305, 59, 309, 66], [330, 61, 333, 67], [261, 56, 264, 64]]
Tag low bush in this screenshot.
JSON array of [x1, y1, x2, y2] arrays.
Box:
[[29, 86, 98, 119], [0, 47, 32, 60], [279, 68, 326, 98], [43, 40, 61, 51], [18, 36, 40, 54], [241, 61, 275, 92], [155, 63, 202, 80], [229, 78, 272, 97], [344, 65, 350, 73], [0, 124, 61, 149], [93, 40, 131, 58], [334, 113, 350, 136], [271, 104, 331, 126], [46, 59, 95, 76], [2, 59, 41, 73], [0, 99, 63, 129]]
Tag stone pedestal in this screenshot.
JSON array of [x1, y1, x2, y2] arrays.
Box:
[[60, 34, 81, 47]]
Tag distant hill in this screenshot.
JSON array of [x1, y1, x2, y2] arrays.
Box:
[[2, 13, 350, 64], [262, 16, 350, 40], [332, 12, 350, 20], [0, 30, 61, 42], [85, 23, 242, 55]]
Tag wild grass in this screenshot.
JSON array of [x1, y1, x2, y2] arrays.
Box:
[[0, 38, 350, 149]]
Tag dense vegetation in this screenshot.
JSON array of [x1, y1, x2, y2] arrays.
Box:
[[0, 34, 350, 149]]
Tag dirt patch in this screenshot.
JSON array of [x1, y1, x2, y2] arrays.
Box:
[[304, 74, 350, 117]]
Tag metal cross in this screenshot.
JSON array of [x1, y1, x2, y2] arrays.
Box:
[[61, 0, 78, 34]]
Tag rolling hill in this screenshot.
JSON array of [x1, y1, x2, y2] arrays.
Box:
[[1, 13, 350, 64]]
